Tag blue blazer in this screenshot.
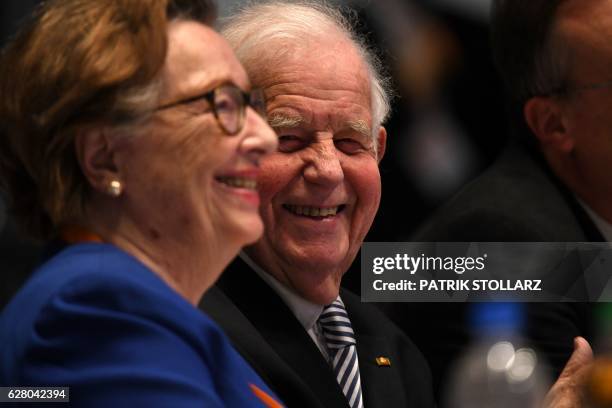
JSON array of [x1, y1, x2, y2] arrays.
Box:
[[0, 243, 281, 407]]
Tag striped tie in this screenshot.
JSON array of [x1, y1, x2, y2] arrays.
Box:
[[319, 299, 364, 408]]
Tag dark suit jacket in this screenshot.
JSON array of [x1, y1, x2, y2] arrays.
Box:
[[200, 257, 435, 408], [383, 141, 602, 399]]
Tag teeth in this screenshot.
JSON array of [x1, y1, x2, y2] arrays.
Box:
[[219, 177, 257, 190], [286, 205, 339, 217]]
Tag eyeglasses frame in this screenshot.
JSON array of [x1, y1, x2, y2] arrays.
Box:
[[155, 84, 267, 136]]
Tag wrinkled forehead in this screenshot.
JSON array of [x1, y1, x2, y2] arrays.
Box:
[[249, 34, 372, 110]]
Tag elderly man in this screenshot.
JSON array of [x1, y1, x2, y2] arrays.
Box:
[[200, 2, 434, 407], [388, 0, 604, 400]]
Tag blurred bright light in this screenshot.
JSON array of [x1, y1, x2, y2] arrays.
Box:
[[507, 348, 537, 383], [486, 341, 515, 372]]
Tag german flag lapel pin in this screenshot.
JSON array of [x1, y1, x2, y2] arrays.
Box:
[[375, 356, 391, 367]]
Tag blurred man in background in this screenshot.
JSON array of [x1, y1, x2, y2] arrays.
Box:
[[388, 0, 608, 398]]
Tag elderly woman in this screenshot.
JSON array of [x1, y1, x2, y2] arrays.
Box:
[[0, 0, 281, 406]]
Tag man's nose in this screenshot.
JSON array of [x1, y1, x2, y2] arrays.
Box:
[[303, 139, 344, 186]]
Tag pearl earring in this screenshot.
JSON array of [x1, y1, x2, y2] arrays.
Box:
[[107, 180, 123, 197]]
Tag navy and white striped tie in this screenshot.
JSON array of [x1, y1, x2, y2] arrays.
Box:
[[319, 299, 364, 408]]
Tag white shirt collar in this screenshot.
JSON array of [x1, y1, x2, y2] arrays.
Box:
[[239, 251, 324, 332], [577, 198, 612, 242]]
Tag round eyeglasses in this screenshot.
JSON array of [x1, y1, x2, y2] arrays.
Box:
[[155, 84, 267, 135]]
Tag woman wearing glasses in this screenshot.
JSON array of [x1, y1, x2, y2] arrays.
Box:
[[0, 0, 281, 406]]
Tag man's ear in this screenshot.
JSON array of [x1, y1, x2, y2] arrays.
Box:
[[74, 127, 122, 195], [376, 126, 387, 163], [524, 96, 575, 153]]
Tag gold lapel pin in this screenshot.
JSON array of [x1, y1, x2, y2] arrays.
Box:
[[375, 356, 391, 367]]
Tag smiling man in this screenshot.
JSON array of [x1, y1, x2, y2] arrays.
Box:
[[242, 22, 384, 307], [199, 1, 434, 407]]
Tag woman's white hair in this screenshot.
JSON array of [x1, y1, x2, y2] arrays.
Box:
[[221, 0, 392, 155]]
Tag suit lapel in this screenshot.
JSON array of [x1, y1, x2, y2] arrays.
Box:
[[355, 335, 407, 408], [208, 258, 350, 408]]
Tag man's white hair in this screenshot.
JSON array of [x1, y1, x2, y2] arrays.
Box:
[[221, 0, 392, 156]]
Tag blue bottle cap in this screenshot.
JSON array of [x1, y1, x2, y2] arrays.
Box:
[[469, 302, 524, 335]]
